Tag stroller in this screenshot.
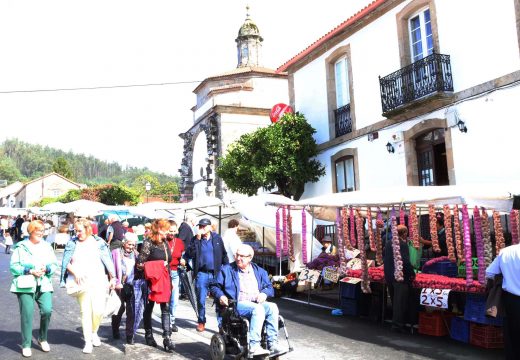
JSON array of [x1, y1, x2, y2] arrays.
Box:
[[209, 300, 293, 360]]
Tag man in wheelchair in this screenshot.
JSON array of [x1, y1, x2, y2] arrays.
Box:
[[211, 244, 286, 357]]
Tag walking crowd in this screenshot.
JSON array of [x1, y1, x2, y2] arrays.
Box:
[[4, 213, 285, 358]]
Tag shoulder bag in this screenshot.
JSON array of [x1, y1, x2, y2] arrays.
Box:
[[17, 274, 36, 289], [65, 274, 85, 297]]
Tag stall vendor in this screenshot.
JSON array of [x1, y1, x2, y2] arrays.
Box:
[[321, 235, 337, 256], [420, 213, 448, 258]]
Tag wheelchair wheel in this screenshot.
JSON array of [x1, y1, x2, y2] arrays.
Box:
[[210, 334, 226, 360]]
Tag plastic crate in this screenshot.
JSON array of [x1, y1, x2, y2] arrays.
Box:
[[340, 297, 359, 316], [422, 260, 458, 278], [339, 282, 360, 299], [450, 316, 470, 343], [464, 294, 503, 326], [469, 323, 504, 349], [418, 311, 452, 336]]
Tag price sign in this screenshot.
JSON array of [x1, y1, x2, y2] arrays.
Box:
[[298, 268, 321, 284], [323, 267, 339, 283], [419, 288, 451, 308]]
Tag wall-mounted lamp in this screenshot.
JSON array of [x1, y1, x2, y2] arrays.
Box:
[[386, 142, 395, 154], [457, 120, 468, 133]]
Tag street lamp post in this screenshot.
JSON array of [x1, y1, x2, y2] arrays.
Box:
[[145, 182, 151, 203]]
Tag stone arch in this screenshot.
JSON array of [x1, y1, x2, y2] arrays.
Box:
[[403, 118, 455, 185]]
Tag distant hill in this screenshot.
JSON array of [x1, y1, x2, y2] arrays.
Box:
[[0, 138, 179, 186]]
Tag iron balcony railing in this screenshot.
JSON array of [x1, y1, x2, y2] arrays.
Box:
[[379, 53, 453, 114], [334, 103, 352, 137]]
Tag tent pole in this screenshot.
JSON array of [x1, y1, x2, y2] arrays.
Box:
[[218, 206, 222, 234]]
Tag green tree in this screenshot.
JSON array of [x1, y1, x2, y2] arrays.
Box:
[[52, 157, 74, 180], [158, 181, 180, 202], [217, 112, 325, 200], [98, 184, 140, 205], [0, 156, 24, 182], [132, 174, 161, 195], [58, 189, 81, 203]]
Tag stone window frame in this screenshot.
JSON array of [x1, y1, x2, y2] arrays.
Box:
[[403, 119, 455, 186], [325, 44, 356, 140], [331, 148, 359, 193], [515, 0, 520, 56], [396, 0, 440, 68]]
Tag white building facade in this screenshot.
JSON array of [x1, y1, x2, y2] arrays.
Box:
[[277, 0, 520, 198]]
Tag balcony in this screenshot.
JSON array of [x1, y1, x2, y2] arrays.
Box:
[[334, 103, 352, 137], [379, 53, 453, 116]]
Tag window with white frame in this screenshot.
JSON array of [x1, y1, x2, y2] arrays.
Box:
[[409, 8, 433, 62], [335, 156, 355, 192], [334, 56, 350, 108]]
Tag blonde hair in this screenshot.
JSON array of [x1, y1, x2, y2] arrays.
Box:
[[27, 220, 45, 234], [74, 218, 93, 237]]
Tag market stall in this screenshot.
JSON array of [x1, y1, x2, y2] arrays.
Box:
[[265, 184, 520, 349]]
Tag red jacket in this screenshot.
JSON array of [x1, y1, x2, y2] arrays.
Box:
[[168, 237, 185, 271], [144, 260, 171, 303]]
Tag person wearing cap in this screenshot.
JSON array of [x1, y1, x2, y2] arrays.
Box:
[[185, 218, 228, 332], [321, 235, 337, 256]]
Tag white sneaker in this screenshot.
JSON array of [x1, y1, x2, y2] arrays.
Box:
[[91, 333, 101, 347], [38, 340, 51, 352], [250, 344, 270, 356], [82, 343, 93, 354], [22, 348, 32, 357]]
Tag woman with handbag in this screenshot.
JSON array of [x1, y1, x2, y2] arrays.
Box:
[[111, 231, 138, 344], [10, 220, 58, 358], [136, 218, 175, 353], [60, 218, 116, 354]]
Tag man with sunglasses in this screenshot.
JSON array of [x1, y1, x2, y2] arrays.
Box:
[[185, 218, 228, 332], [211, 244, 285, 356]]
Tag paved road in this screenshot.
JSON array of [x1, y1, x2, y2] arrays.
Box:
[[0, 242, 504, 359]]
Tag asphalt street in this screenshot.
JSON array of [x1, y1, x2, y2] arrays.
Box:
[[0, 242, 504, 360]]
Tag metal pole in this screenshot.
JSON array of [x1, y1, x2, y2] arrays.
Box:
[[218, 206, 222, 234]]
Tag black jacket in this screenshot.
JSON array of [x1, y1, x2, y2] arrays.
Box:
[[185, 231, 228, 278], [178, 222, 194, 248], [383, 237, 415, 284]]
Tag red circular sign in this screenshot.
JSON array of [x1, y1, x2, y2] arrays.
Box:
[[269, 103, 293, 123]]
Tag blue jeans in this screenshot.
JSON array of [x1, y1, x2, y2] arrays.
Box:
[[195, 271, 214, 324], [169, 270, 180, 325], [133, 279, 149, 334], [236, 301, 279, 348]]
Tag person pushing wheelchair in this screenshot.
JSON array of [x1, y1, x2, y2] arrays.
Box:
[[211, 244, 285, 356]]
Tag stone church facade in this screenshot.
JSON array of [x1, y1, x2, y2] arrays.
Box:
[[179, 8, 288, 201]]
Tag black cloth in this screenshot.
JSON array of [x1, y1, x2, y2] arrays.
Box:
[[110, 221, 126, 241], [383, 238, 415, 284], [503, 291, 520, 360], [435, 228, 448, 257], [178, 222, 194, 249], [185, 231, 228, 278], [136, 238, 172, 280]]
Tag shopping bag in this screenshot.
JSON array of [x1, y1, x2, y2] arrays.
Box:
[[103, 289, 121, 318], [65, 275, 85, 297], [17, 274, 36, 288]]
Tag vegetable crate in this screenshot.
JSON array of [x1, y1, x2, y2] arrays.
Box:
[[463, 294, 503, 326], [450, 316, 470, 343], [422, 260, 458, 278], [340, 297, 359, 317], [339, 282, 360, 299], [469, 323, 503, 349], [457, 257, 478, 278], [418, 311, 453, 336]]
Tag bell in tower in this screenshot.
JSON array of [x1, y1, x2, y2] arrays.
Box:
[[235, 5, 263, 68]]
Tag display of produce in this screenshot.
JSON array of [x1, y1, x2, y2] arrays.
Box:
[[375, 209, 384, 265], [410, 204, 420, 249], [341, 207, 353, 250], [481, 208, 493, 267], [367, 207, 376, 252], [462, 205, 473, 286], [336, 208, 348, 274], [493, 210, 505, 255], [301, 208, 308, 264], [390, 208, 403, 282], [349, 207, 356, 248], [429, 204, 440, 253], [307, 253, 340, 271], [356, 210, 371, 293], [453, 205, 463, 262], [511, 209, 519, 245], [472, 206, 486, 284], [443, 205, 455, 261]]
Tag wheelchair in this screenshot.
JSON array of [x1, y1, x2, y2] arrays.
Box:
[[209, 300, 293, 360]]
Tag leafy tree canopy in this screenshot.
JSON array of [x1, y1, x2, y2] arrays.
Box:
[[217, 112, 324, 200], [52, 157, 74, 180]]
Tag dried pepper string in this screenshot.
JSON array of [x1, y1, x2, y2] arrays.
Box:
[[462, 205, 473, 286], [443, 205, 455, 261], [341, 207, 353, 250], [493, 211, 505, 256], [429, 204, 440, 253], [367, 207, 376, 252]]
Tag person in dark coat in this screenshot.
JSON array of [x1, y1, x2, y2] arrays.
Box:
[[383, 225, 416, 332], [185, 218, 228, 332]]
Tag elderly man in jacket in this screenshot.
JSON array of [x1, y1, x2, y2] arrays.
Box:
[[211, 244, 284, 356]]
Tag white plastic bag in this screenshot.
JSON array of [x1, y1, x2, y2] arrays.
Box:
[[103, 289, 121, 318]]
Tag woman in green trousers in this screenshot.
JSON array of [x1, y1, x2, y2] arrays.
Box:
[[10, 219, 59, 358]]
